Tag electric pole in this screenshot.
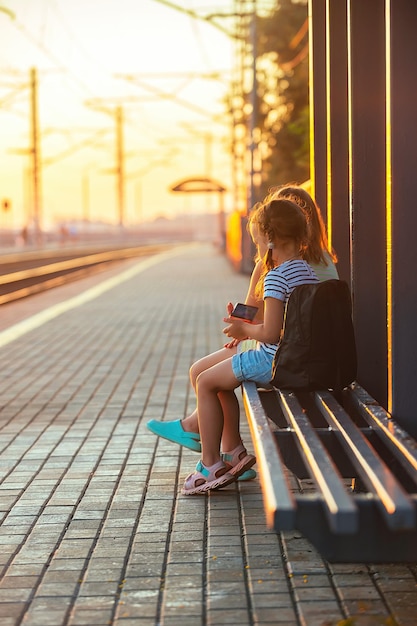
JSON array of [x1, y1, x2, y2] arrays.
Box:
[[30, 67, 42, 243], [115, 106, 125, 227], [85, 100, 127, 227]]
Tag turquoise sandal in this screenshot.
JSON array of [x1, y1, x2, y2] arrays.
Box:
[[222, 443, 256, 479], [147, 419, 257, 482], [147, 418, 201, 452]]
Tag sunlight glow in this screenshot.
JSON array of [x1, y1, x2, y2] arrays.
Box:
[[0, 0, 238, 231]]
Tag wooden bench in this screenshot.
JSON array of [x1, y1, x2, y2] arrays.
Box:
[[242, 381, 417, 563]]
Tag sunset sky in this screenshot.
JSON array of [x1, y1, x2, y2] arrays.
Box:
[[0, 0, 266, 230]]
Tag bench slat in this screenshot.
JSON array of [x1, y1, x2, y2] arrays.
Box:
[[316, 390, 416, 530], [347, 383, 417, 483], [242, 382, 296, 530], [277, 390, 358, 534]]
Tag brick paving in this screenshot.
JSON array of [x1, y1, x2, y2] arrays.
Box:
[[0, 243, 415, 626]]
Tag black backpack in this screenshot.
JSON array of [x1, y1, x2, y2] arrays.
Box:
[[271, 279, 357, 391]]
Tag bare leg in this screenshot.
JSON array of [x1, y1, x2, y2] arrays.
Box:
[[180, 408, 198, 433], [196, 358, 241, 467], [216, 390, 240, 451], [181, 347, 237, 434], [181, 392, 239, 440]]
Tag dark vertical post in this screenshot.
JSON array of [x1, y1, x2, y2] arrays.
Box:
[[387, 0, 417, 437], [308, 0, 327, 217], [326, 0, 350, 283], [348, 1, 387, 406]]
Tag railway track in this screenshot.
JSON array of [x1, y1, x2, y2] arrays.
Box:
[[0, 243, 174, 305]]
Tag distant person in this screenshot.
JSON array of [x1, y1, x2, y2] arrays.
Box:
[[68, 224, 78, 241], [60, 224, 69, 245], [16, 226, 29, 247], [147, 185, 338, 463]]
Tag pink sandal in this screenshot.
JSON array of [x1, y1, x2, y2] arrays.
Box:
[[222, 443, 256, 479], [182, 460, 235, 496]]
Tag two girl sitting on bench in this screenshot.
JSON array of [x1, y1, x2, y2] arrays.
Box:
[[148, 186, 338, 495]]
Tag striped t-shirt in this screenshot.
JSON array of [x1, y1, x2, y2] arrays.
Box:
[[260, 259, 319, 358]]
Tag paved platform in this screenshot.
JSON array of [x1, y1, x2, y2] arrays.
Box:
[[0, 243, 415, 626]]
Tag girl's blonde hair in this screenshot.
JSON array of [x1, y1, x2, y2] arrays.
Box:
[[269, 184, 338, 265], [248, 197, 308, 298]]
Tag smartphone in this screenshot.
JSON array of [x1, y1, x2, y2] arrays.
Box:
[[230, 302, 259, 322]]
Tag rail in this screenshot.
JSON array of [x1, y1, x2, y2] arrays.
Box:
[[0, 243, 173, 305]]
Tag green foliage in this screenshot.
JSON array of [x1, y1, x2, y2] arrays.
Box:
[[250, 0, 309, 196]]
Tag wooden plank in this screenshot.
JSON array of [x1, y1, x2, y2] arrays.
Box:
[[316, 390, 416, 530], [347, 383, 417, 483], [241, 382, 296, 530], [294, 496, 417, 563], [277, 390, 358, 534]]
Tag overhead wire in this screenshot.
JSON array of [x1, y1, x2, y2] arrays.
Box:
[[1, 0, 237, 218], [11, 19, 97, 98]]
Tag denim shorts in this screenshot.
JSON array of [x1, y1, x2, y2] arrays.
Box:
[[231, 344, 274, 385]]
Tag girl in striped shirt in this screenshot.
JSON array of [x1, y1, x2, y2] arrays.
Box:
[[182, 198, 319, 495]]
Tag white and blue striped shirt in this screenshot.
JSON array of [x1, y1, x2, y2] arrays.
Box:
[[260, 259, 319, 358]]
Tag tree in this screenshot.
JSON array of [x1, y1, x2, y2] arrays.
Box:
[[245, 0, 309, 197]]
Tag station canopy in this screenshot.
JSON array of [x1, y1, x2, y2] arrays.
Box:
[[170, 177, 227, 193]]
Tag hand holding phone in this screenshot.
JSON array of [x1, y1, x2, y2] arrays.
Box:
[[230, 302, 258, 322]]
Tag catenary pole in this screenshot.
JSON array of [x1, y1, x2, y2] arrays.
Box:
[[30, 67, 42, 243]]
